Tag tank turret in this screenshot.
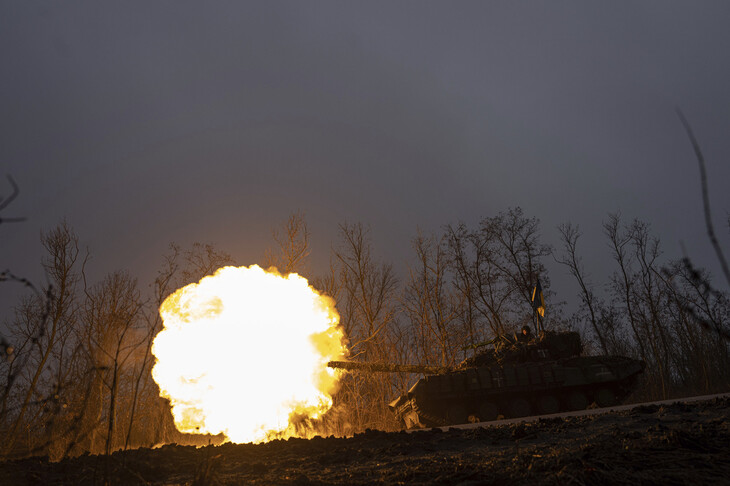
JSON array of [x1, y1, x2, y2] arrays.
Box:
[[456, 330, 583, 368]]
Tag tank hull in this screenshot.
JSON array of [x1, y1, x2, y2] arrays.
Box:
[[388, 355, 645, 428]]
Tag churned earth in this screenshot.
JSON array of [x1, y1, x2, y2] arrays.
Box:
[[1, 396, 728, 485]]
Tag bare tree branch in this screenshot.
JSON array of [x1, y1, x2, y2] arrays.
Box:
[[0, 175, 26, 223], [676, 108, 730, 288]]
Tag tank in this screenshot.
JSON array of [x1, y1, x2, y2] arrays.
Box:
[[328, 330, 645, 428]]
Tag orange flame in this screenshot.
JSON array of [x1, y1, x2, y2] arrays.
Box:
[[151, 265, 346, 443]]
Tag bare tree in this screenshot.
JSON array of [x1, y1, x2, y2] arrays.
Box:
[[630, 220, 673, 398], [600, 210, 730, 400], [483, 208, 551, 325], [443, 223, 483, 349], [122, 297, 164, 452], [403, 231, 462, 367], [1, 176, 51, 440], [330, 223, 400, 431], [81, 271, 145, 457], [180, 243, 235, 286], [555, 223, 609, 354], [1, 222, 81, 457], [604, 214, 647, 361], [444, 208, 551, 346], [265, 211, 310, 275], [333, 223, 398, 361]]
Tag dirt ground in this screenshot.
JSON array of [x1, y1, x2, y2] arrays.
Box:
[[1, 396, 728, 485]]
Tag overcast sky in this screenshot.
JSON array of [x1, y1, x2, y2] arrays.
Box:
[[2, 2, 730, 315]]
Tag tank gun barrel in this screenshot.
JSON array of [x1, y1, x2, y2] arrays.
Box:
[[327, 360, 451, 374]]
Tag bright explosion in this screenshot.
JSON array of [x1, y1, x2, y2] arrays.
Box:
[[151, 265, 347, 444]]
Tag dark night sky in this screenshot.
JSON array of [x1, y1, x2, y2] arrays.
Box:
[[2, 2, 730, 316]]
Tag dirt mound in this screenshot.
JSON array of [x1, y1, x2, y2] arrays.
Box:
[[2, 397, 728, 485]]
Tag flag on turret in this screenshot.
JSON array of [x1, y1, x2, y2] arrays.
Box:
[[532, 278, 545, 317]]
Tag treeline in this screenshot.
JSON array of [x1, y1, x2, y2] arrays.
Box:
[[274, 209, 730, 434], [0, 222, 237, 460], [1, 207, 729, 459]]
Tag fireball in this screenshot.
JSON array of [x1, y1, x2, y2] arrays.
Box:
[[151, 265, 346, 443]]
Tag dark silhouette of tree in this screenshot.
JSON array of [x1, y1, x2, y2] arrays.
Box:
[[555, 223, 609, 354], [1, 223, 80, 457]]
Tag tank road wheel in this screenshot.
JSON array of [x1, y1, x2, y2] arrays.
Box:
[[478, 401, 499, 422], [595, 388, 617, 408], [508, 398, 531, 418], [537, 395, 560, 415], [566, 391, 588, 411], [447, 404, 468, 425]]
